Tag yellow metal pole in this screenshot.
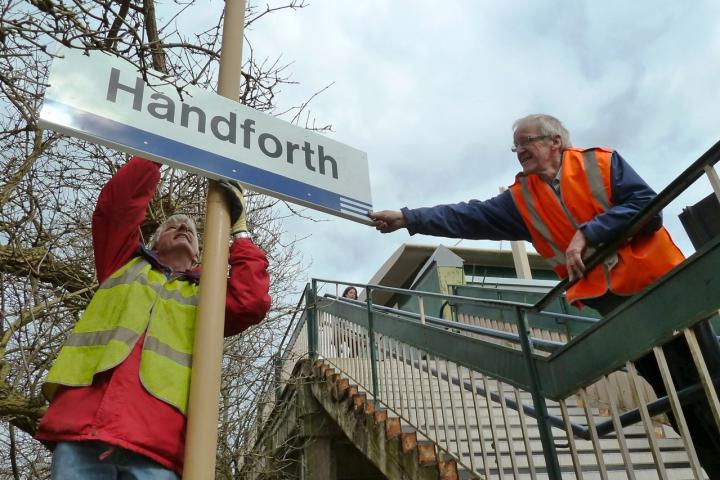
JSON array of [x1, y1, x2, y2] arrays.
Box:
[[183, 1, 246, 478]]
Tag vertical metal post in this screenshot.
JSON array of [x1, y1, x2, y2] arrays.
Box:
[[559, 399, 583, 479], [457, 366, 476, 473], [366, 287, 379, 399], [481, 374, 504, 476], [514, 306, 561, 478], [578, 388, 608, 478], [513, 386, 537, 479], [418, 295, 426, 325], [414, 347, 429, 435], [449, 285, 458, 321], [183, 1, 246, 478], [705, 164, 720, 204], [498, 381, 520, 477], [653, 345, 704, 477], [470, 372, 491, 478], [685, 327, 720, 432], [307, 281, 318, 360], [626, 361, 668, 478]]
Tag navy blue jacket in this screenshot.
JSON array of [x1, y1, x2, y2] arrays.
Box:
[[401, 151, 661, 246]]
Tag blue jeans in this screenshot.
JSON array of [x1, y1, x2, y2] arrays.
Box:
[[52, 441, 180, 480]]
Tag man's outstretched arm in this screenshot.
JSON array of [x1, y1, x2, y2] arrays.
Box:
[[369, 190, 531, 241]]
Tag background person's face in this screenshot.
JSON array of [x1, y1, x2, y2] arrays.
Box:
[[345, 288, 357, 300]]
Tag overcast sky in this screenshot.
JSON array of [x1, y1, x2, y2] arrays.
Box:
[[196, 1, 720, 294]]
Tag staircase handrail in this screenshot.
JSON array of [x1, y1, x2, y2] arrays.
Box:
[[323, 295, 567, 352], [276, 283, 310, 361]]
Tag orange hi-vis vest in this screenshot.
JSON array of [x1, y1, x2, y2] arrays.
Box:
[[509, 147, 685, 305]]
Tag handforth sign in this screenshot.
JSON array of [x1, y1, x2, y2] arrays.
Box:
[[39, 47, 373, 224]]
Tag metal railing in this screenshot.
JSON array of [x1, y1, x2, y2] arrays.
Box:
[[253, 141, 720, 479], [300, 265, 719, 478]]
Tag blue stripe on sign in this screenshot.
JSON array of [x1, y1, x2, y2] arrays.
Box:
[[42, 99, 372, 213]]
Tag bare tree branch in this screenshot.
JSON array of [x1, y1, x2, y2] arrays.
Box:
[[0, 1, 330, 475]]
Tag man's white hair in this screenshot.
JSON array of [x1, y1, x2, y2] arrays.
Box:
[[513, 114, 572, 149], [148, 214, 199, 257]]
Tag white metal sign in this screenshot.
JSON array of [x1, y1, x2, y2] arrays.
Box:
[[39, 47, 373, 224]]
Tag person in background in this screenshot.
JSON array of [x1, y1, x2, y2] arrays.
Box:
[[36, 156, 272, 479], [333, 286, 360, 357], [342, 286, 358, 300]]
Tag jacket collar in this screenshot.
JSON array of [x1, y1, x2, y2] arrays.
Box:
[[136, 245, 201, 284]]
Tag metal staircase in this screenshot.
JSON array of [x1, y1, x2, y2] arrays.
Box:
[[327, 355, 700, 479], [242, 142, 720, 479]]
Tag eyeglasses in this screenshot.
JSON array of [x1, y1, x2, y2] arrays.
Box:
[[511, 135, 551, 152]]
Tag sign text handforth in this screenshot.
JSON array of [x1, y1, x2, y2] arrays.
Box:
[[39, 47, 372, 223]]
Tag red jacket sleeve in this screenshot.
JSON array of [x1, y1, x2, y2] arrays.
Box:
[[92, 157, 161, 283], [224, 238, 272, 337]]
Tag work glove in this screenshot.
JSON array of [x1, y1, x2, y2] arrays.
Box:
[[217, 180, 248, 235]]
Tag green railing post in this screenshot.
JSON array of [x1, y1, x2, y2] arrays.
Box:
[[366, 287, 380, 399], [307, 281, 318, 361], [514, 306, 562, 479]]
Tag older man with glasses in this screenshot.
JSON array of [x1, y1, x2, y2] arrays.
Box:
[[369, 113, 720, 476]]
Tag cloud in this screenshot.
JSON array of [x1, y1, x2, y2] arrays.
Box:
[[220, 0, 720, 287]]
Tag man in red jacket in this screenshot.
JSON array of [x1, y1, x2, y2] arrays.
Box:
[[36, 156, 272, 479]]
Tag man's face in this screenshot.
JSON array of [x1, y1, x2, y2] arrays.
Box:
[[153, 219, 199, 263], [513, 122, 561, 177]]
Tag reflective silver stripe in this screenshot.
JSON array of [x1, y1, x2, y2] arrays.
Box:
[[162, 284, 197, 306], [131, 275, 198, 305], [99, 259, 148, 290], [144, 336, 193, 368], [517, 178, 566, 267], [65, 326, 140, 348], [99, 259, 198, 306], [582, 150, 610, 210]]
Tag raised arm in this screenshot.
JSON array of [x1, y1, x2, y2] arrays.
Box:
[[224, 239, 272, 337], [92, 156, 161, 282]]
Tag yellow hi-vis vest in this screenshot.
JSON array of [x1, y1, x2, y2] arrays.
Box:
[[43, 257, 198, 414]]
